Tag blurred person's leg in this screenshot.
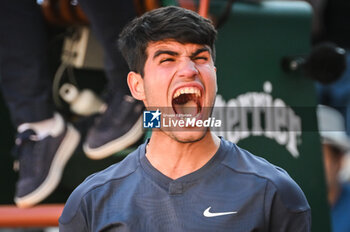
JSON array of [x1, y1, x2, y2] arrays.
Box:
[[0, 1, 79, 207], [0, 0, 53, 126], [78, 0, 135, 100], [78, 0, 144, 159]]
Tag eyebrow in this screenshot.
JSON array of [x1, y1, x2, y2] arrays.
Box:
[[190, 47, 210, 59], [153, 50, 179, 60], [152, 47, 211, 60]]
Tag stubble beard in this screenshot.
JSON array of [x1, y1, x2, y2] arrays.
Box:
[[166, 127, 209, 144]]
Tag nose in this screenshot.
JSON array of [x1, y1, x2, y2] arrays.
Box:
[[177, 59, 199, 78]]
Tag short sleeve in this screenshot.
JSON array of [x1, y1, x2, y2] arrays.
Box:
[[59, 189, 89, 232], [269, 191, 311, 231], [265, 180, 311, 232], [59, 206, 88, 232]]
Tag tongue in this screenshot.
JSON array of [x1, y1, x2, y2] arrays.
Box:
[[173, 100, 198, 116]]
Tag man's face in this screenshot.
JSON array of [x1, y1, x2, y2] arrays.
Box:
[[142, 40, 217, 142]]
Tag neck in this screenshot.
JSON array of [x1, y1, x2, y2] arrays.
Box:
[[146, 131, 220, 180]]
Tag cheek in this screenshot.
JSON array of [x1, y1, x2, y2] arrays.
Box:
[[200, 63, 216, 76], [200, 65, 217, 89], [144, 77, 169, 105], [149, 66, 174, 89]]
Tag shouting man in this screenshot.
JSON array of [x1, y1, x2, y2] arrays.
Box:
[[59, 6, 311, 231]]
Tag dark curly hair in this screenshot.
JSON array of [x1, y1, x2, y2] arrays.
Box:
[[118, 6, 217, 76]]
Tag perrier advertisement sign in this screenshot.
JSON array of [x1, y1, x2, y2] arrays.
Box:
[[211, 1, 331, 231]]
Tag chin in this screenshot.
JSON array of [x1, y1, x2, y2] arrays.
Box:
[[168, 129, 208, 143]]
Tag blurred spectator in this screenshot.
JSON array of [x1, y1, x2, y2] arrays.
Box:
[[317, 105, 350, 232], [0, 0, 143, 208], [339, 153, 350, 183], [312, 0, 350, 135]]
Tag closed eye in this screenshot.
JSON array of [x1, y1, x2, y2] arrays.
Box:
[[194, 56, 208, 61], [160, 58, 175, 63]]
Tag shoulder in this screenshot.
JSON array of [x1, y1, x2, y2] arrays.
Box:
[[219, 138, 310, 212], [59, 145, 142, 225]]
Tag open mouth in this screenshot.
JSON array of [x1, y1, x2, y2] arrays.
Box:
[[172, 87, 202, 117]]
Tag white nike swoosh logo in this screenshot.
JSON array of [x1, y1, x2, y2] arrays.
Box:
[[203, 207, 237, 217]]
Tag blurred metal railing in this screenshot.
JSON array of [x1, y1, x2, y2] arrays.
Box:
[[0, 204, 64, 227]]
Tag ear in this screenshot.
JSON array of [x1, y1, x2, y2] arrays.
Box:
[[127, 71, 145, 100]]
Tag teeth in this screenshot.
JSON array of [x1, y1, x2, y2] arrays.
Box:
[[173, 87, 201, 99]]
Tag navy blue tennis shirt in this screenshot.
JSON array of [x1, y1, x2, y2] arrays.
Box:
[[59, 138, 311, 231]]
